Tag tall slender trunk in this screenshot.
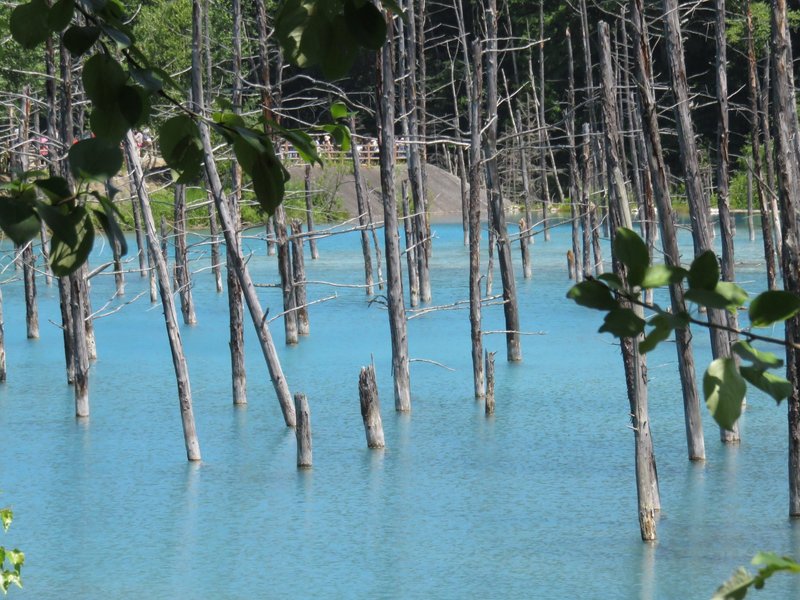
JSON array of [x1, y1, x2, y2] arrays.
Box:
[[469, 40, 484, 399], [173, 184, 197, 325], [378, 15, 411, 411], [350, 117, 375, 295], [566, 28, 583, 283]]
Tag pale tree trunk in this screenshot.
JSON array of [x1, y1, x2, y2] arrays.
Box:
[[173, 184, 197, 325], [566, 28, 583, 283], [290, 219, 310, 336], [631, 0, 705, 461], [599, 22, 659, 541], [485, 0, 522, 362], [125, 131, 201, 461], [350, 116, 375, 295], [661, 0, 738, 441], [769, 0, 800, 517], [402, 180, 420, 307], [377, 15, 411, 411], [192, 0, 294, 426], [304, 165, 319, 259], [275, 209, 298, 345], [469, 41, 484, 399]]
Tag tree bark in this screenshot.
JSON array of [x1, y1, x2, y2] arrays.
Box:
[[173, 184, 197, 325], [350, 116, 375, 295], [290, 219, 310, 336], [359, 364, 385, 449], [294, 393, 312, 468]]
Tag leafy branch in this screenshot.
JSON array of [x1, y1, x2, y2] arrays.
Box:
[[567, 227, 800, 431], [0, 505, 24, 594]]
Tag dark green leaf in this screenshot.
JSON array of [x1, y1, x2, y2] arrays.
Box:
[[90, 192, 127, 256], [35, 201, 77, 246], [46, 0, 74, 31], [688, 250, 719, 291], [118, 85, 149, 127], [10, 0, 50, 49], [159, 116, 204, 183], [684, 288, 737, 310], [597, 272, 624, 291], [269, 123, 322, 165], [68, 138, 123, 181], [344, 0, 387, 50], [90, 106, 129, 142], [740, 366, 793, 403], [130, 68, 163, 93], [598, 307, 645, 338], [276, 0, 314, 67], [733, 340, 784, 370], [82, 54, 127, 108], [34, 176, 71, 202], [640, 264, 687, 289], [749, 290, 800, 327], [62, 25, 100, 56], [612, 227, 649, 288], [712, 567, 754, 600], [0, 191, 41, 245], [566, 280, 618, 311], [320, 123, 351, 151], [704, 357, 746, 431], [49, 207, 94, 276], [316, 16, 358, 79], [639, 314, 674, 353], [101, 24, 132, 48]]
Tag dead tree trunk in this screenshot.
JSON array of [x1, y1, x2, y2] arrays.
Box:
[[769, 0, 800, 517], [290, 219, 310, 336], [401, 180, 420, 307], [566, 28, 584, 283], [303, 165, 319, 259], [359, 364, 385, 448], [294, 393, 312, 468], [207, 200, 223, 293], [22, 244, 38, 339], [125, 132, 201, 460], [485, 0, 522, 362], [631, 0, 705, 461], [377, 15, 411, 411], [350, 116, 375, 295], [599, 22, 659, 541], [193, 0, 294, 426], [468, 40, 485, 400], [173, 184, 197, 325], [69, 273, 89, 418], [485, 349, 495, 415], [661, 0, 739, 442], [0, 290, 6, 382], [275, 211, 298, 345]]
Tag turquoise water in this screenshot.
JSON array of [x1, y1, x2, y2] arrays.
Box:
[[1, 216, 799, 598]]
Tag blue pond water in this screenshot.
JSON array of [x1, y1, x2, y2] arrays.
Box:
[[1, 216, 799, 598]]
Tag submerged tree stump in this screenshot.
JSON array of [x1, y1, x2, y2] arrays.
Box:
[[295, 393, 312, 468], [485, 350, 495, 415], [359, 364, 385, 449]]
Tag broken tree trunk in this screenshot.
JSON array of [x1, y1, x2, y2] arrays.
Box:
[[290, 219, 310, 336], [294, 393, 312, 468], [359, 364, 385, 449], [173, 184, 197, 326], [402, 180, 420, 307], [275, 209, 298, 345]]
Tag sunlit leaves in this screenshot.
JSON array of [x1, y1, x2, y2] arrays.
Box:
[[0, 510, 10, 533], [733, 341, 783, 370], [749, 290, 800, 327], [713, 553, 800, 600], [704, 357, 746, 431], [640, 264, 687, 289]]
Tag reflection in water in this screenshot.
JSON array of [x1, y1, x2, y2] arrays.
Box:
[[639, 542, 656, 600]]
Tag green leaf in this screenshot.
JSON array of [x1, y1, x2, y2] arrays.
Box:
[[612, 227, 649, 287], [597, 272, 624, 291], [598, 307, 645, 338], [704, 357, 746, 431], [316, 16, 359, 79], [344, 0, 387, 50], [270, 124, 322, 165], [640, 264, 687, 289], [688, 250, 719, 290], [68, 138, 123, 181], [639, 314, 674, 353], [10, 0, 50, 49], [733, 340, 784, 370], [118, 85, 149, 127], [320, 123, 351, 152], [684, 288, 736, 310], [379, 0, 405, 19], [90, 106, 129, 142], [62, 25, 101, 56], [159, 116, 204, 183], [130, 68, 163, 93], [49, 207, 95, 276], [90, 191, 127, 256], [715, 282, 749, 308], [712, 566, 754, 600], [46, 0, 74, 31], [566, 280, 618, 311], [34, 176, 71, 202], [275, 0, 313, 68], [82, 54, 127, 109], [330, 101, 349, 120], [0, 190, 42, 245], [749, 290, 800, 328], [0, 508, 12, 532], [740, 367, 793, 403], [35, 201, 78, 246], [101, 24, 132, 48]]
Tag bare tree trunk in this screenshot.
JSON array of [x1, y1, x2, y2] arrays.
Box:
[[173, 184, 197, 325], [359, 364, 385, 448], [69, 272, 89, 418], [350, 116, 375, 295], [661, 0, 738, 441], [378, 16, 411, 411], [0, 290, 6, 382], [275, 210, 298, 345], [193, 0, 294, 426], [566, 28, 584, 283], [631, 0, 705, 461], [402, 180, 420, 307], [469, 40, 485, 400], [769, 0, 800, 517], [294, 393, 312, 468], [599, 22, 659, 540], [303, 165, 319, 259], [485, 0, 522, 362], [485, 350, 495, 415], [290, 219, 310, 335], [125, 132, 201, 460]]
